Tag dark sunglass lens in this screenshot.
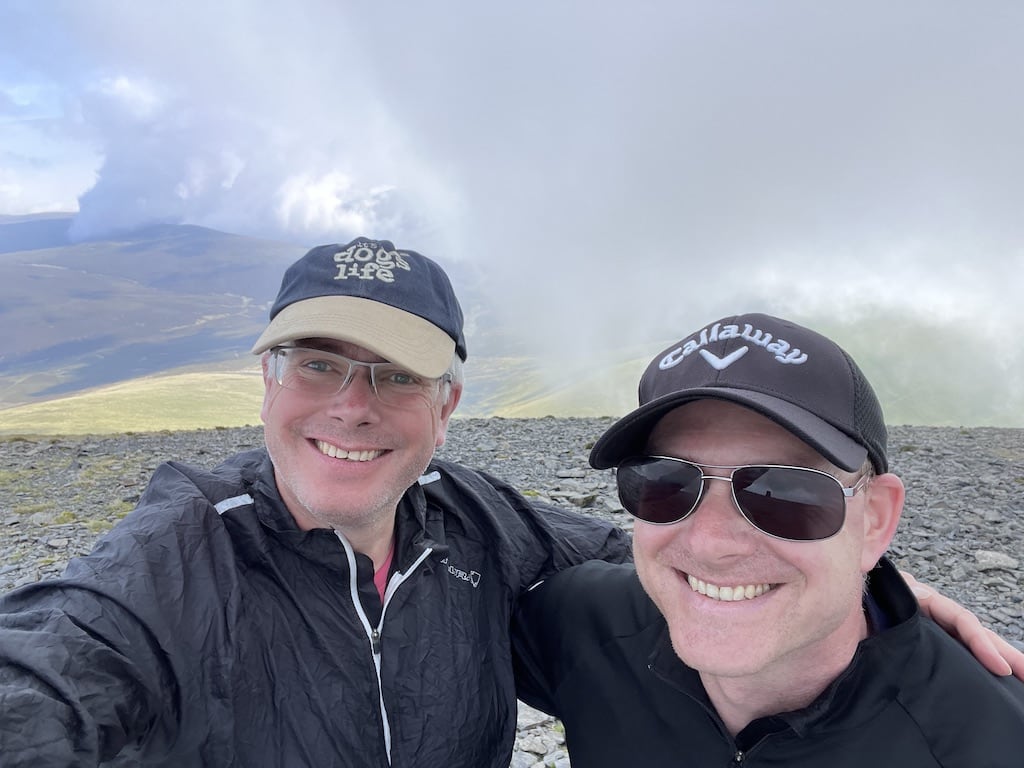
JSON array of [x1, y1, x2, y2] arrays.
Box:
[[732, 467, 845, 541], [617, 458, 703, 524]]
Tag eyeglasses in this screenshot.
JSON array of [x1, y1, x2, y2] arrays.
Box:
[[615, 455, 870, 541], [269, 346, 451, 410]]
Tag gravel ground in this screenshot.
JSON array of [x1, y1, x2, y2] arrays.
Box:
[[1, 418, 1022, 766]]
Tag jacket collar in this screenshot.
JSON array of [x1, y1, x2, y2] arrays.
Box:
[[247, 448, 443, 571]]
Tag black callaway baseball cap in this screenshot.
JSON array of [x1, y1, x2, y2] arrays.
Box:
[[589, 313, 888, 474]]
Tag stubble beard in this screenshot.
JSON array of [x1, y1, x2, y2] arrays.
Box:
[[268, 437, 434, 534]]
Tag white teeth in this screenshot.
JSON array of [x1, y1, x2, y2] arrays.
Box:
[[687, 575, 772, 602], [315, 441, 383, 462]]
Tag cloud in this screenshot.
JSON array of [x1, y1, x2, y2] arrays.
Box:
[[2, 0, 1023, 422]]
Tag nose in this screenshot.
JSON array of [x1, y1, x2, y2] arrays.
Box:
[[676, 476, 757, 559]]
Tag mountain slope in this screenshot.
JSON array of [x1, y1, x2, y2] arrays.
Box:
[[1, 215, 1022, 430], [0, 216, 304, 405]]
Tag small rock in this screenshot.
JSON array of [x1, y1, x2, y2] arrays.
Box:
[[564, 493, 598, 508], [972, 508, 1006, 524], [555, 469, 587, 479], [974, 550, 1020, 571], [516, 703, 552, 730]]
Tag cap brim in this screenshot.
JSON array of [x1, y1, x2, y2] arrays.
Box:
[[589, 387, 868, 472], [251, 295, 456, 378]]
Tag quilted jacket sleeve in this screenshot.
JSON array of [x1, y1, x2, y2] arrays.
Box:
[[0, 461, 239, 767], [0, 581, 178, 766]]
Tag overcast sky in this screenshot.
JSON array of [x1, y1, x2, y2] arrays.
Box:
[[2, 1, 1023, 421]]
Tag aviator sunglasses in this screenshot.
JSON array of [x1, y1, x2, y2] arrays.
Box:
[[616, 455, 870, 541]]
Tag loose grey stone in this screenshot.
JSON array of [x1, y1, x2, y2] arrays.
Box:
[[1, 420, 1022, 768], [975, 550, 1021, 571], [517, 703, 553, 730]]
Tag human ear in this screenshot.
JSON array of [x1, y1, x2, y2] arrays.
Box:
[[434, 381, 463, 448], [860, 473, 905, 571], [259, 353, 277, 423]]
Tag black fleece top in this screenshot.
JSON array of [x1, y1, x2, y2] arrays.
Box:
[[513, 557, 1024, 767]]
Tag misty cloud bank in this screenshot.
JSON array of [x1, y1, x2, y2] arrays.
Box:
[[1, 1, 1022, 425]]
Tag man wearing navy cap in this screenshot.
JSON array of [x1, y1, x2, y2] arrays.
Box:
[[514, 313, 1024, 766], [0, 237, 634, 768]]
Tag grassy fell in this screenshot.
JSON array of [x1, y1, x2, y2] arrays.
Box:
[[0, 371, 265, 436]]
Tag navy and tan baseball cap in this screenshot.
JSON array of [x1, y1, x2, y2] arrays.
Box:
[[252, 237, 467, 378], [590, 313, 888, 473]]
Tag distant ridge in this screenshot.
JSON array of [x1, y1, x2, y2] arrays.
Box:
[[0, 212, 74, 253], [0, 218, 519, 417], [0, 216, 304, 407], [2, 215, 1022, 428]]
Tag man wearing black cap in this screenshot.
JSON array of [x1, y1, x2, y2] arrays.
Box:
[[0, 237, 633, 767], [514, 313, 1024, 767]]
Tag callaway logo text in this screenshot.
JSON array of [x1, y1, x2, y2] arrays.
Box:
[[333, 241, 412, 283], [660, 321, 808, 370]]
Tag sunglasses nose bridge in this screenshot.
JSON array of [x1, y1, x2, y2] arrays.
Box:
[[700, 471, 749, 512], [686, 473, 752, 530], [698, 473, 737, 506], [668, 476, 762, 562]]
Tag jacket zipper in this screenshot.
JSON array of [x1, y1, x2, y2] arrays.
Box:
[[336, 530, 433, 766], [647, 662, 754, 766]]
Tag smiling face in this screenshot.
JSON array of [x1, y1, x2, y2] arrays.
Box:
[[260, 338, 459, 538], [632, 399, 900, 683]]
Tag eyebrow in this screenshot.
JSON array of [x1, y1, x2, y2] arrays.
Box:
[[658, 451, 839, 476]]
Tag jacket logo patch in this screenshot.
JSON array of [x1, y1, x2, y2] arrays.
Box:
[[440, 557, 481, 588]]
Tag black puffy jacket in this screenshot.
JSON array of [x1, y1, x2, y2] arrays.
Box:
[[0, 449, 630, 767], [513, 558, 1024, 767]]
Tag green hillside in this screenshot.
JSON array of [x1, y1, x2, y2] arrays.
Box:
[[0, 357, 637, 436], [1, 213, 1021, 436], [2, 320, 1022, 437], [0, 371, 266, 436]]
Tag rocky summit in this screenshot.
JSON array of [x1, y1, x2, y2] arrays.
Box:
[[1, 418, 1022, 767]]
